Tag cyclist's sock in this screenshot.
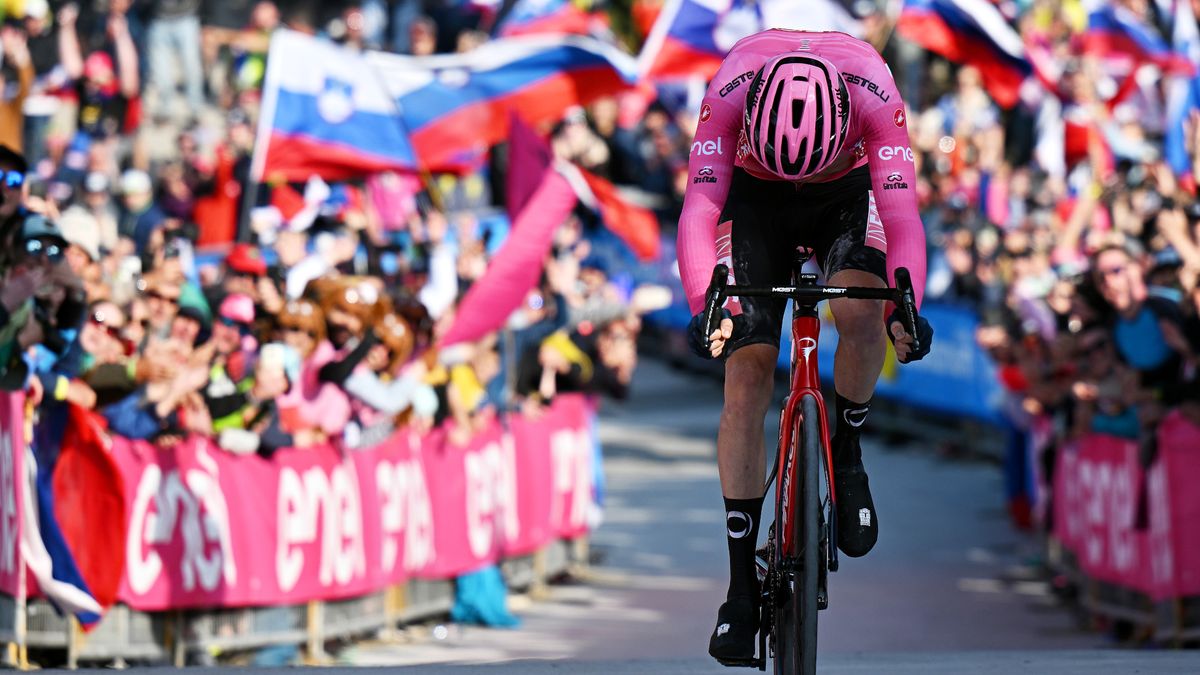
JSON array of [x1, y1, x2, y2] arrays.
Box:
[[723, 496, 764, 600], [833, 393, 871, 466]]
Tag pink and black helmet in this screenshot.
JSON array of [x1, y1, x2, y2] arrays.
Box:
[[743, 53, 851, 181]]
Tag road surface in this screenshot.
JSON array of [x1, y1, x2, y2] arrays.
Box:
[[328, 359, 1192, 673]]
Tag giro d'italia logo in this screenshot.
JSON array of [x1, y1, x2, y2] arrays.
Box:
[[317, 77, 354, 124]]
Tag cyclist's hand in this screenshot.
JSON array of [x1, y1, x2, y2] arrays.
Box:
[[887, 310, 933, 363], [688, 310, 735, 359]]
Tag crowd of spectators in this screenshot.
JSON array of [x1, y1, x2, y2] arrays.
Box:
[[0, 0, 659, 457], [0, 0, 1197, 488], [901, 1, 1200, 526]]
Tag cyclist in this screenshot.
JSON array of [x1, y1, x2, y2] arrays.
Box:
[[678, 29, 934, 662]]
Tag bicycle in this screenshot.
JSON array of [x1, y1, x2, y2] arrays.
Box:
[[701, 254, 922, 675]]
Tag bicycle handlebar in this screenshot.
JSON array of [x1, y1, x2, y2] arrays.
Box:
[[702, 265, 923, 355]]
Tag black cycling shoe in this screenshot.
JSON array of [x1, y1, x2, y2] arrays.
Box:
[[834, 461, 878, 557], [831, 431, 877, 557], [708, 595, 759, 664]]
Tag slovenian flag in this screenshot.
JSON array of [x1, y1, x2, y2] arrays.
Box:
[[370, 35, 638, 171], [1084, 2, 1196, 76], [639, 0, 860, 81], [251, 29, 419, 183], [497, 0, 596, 37], [897, 0, 1031, 108], [253, 29, 422, 181], [254, 30, 637, 178]]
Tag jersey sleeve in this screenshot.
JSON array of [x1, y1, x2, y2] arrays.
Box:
[[677, 56, 756, 315], [855, 56, 928, 308]]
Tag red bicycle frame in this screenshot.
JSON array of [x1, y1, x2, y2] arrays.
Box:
[[774, 307, 835, 559]]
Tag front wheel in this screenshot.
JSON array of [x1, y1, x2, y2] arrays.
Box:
[[772, 394, 822, 675]]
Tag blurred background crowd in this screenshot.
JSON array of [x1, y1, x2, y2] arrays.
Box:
[[0, 0, 662, 457], [0, 0, 1196, 527]]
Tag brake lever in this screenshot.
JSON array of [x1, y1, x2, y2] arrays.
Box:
[[893, 267, 921, 356], [703, 264, 729, 352]]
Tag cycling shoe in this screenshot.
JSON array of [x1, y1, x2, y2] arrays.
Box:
[[834, 461, 878, 557], [708, 595, 759, 664]]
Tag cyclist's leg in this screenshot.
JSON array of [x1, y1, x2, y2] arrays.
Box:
[[806, 167, 888, 557], [709, 170, 792, 662]]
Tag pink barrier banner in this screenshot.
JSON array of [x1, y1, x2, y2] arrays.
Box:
[[0, 393, 22, 597], [113, 395, 596, 611], [1053, 410, 1200, 600]]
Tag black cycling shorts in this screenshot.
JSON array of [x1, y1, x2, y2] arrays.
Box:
[[722, 165, 887, 355]]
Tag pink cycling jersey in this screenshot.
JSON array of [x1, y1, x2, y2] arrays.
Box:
[[678, 30, 927, 314]]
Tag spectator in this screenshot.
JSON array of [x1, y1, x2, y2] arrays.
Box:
[[1092, 243, 1193, 406], [0, 23, 34, 153], [22, 0, 66, 166], [146, 0, 205, 121], [117, 169, 165, 252], [59, 4, 139, 141]]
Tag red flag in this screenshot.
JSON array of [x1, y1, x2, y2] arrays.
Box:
[[270, 182, 307, 222], [578, 168, 661, 261], [506, 113, 553, 222], [52, 405, 127, 610], [441, 168, 578, 346]]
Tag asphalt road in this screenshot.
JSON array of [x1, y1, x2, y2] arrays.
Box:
[[329, 359, 1193, 673]]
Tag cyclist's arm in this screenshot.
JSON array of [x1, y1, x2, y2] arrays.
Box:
[[864, 124, 927, 307], [678, 59, 752, 315], [859, 64, 927, 308]]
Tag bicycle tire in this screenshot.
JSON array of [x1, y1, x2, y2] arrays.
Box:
[[773, 393, 822, 675]]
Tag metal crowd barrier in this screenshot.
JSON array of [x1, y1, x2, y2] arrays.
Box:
[[3, 539, 580, 668], [1048, 540, 1200, 646]]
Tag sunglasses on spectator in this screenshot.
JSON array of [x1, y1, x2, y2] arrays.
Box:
[[218, 316, 252, 334], [1098, 265, 1127, 278], [91, 311, 137, 354], [24, 238, 63, 262], [90, 311, 124, 339], [2, 171, 24, 189]]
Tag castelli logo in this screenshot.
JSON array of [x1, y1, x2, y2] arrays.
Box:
[[893, 108, 906, 127], [700, 104, 712, 123]]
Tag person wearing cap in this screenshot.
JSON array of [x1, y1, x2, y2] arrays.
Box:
[[201, 293, 259, 432], [57, 207, 102, 274], [59, 3, 139, 140], [228, 241, 267, 276], [118, 169, 166, 253], [77, 172, 120, 252], [0, 212, 65, 385]]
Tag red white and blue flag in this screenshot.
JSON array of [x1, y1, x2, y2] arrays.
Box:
[[370, 35, 638, 171], [897, 0, 1031, 108], [1084, 1, 1195, 76], [497, 0, 597, 37], [252, 30, 419, 183], [639, 0, 861, 81], [254, 30, 637, 177]]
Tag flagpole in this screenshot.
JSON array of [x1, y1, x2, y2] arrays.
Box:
[[244, 30, 289, 244]]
